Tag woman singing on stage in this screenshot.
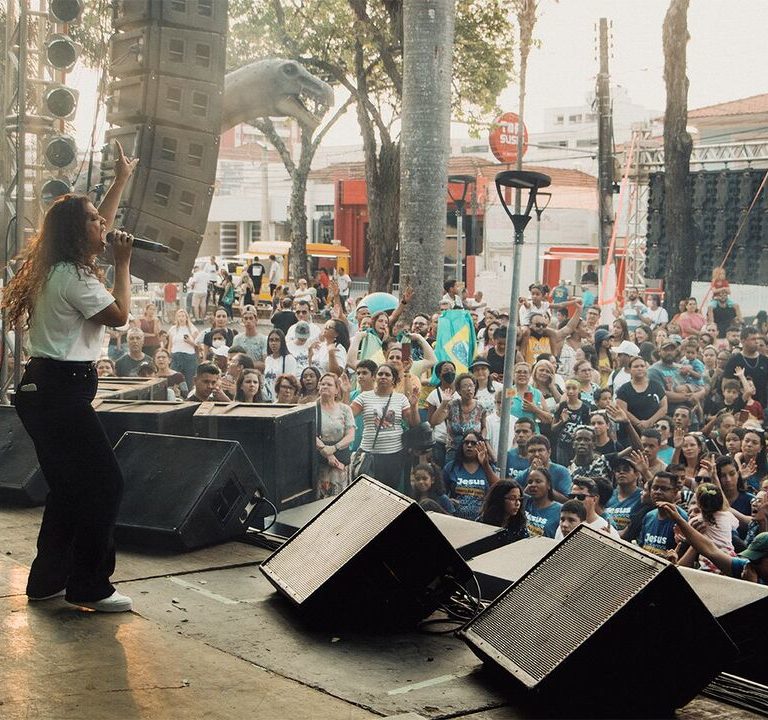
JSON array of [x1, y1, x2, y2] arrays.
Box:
[[2, 141, 138, 612]]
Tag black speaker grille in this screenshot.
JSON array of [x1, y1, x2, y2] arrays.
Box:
[[261, 477, 410, 603], [464, 531, 664, 684]]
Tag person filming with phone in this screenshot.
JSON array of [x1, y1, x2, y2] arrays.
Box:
[[2, 141, 138, 612]]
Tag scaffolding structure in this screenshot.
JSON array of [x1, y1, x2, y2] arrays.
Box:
[[617, 127, 768, 292], [1, 0, 62, 398]]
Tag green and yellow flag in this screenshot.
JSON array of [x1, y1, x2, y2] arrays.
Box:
[[430, 309, 477, 382]]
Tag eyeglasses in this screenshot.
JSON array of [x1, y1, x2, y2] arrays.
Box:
[[568, 493, 592, 501], [532, 323, 547, 329]]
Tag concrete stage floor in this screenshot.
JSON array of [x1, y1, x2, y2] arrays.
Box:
[[0, 505, 760, 720]]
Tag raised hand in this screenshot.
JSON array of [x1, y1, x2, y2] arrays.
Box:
[[113, 140, 139, 183]]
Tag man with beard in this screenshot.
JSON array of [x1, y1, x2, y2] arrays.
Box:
[[517, 301, 583, 366]]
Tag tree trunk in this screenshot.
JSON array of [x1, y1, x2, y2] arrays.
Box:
[[662, 0, 693, 311], [287, 129, 312, 282], [399, 0, 456, 316], [365, 139, 400, 292]]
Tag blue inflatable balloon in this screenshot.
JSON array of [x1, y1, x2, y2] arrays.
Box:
[[360, 292, 399, 315]]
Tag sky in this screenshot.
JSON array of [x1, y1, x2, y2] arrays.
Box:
[[69, 0, 767, 152]]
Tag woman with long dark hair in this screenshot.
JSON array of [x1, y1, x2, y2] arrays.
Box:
[[308, 318, 349, 376], [478, 479, 528, 542], [443, 430, 499, 520], [263, 328, 297, 401], [1, 142, 137, 612]]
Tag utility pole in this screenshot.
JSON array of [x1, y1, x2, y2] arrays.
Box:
[[596, 17, 613, 267]]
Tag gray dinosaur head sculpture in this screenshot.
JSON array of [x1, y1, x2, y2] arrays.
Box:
[[222, 58, 334, 131]]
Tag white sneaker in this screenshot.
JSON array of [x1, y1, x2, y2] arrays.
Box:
[[67, 591, 133, 613]]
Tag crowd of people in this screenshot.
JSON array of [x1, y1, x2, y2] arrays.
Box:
[[93, 273, 768, 584], [91, 272, 768, 577]]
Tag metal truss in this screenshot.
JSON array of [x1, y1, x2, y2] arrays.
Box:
[[635, 139, 768, 170]]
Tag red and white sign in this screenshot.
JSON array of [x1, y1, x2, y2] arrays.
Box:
[[489, 112, 528, 164]]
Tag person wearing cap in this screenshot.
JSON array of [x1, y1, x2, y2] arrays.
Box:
[[470, 359, 497, 415], [648, 336, 700, 417], [658, 503, 768, 583], [286, 300, 321, 343], [608, 339, 640, 397], [286, 320, 313, 374], [605, 456, 644, 535]]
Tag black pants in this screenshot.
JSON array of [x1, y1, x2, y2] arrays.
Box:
[[15, 358, 123, 601]]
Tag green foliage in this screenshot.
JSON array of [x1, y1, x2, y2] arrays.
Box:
[[68, 0, 114, 68]]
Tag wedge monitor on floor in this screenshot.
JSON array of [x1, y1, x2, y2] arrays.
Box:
[[114, 432, 266, 551], [458, 525, 736, 717], [260, 475, 472, 630]]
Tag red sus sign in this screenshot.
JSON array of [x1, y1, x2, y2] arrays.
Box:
[[489, 112, 529, 164]]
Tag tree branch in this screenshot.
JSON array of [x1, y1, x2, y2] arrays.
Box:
[[348, 0, 403, 94], [252, 118, 296, 175], [312, 92, 356, 153]]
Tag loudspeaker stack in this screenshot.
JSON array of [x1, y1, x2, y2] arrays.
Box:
[[103, 0, 228, 282]]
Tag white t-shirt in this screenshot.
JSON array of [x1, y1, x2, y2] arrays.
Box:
[[268, 260, 280, 284], [168, 325, 198, 355], [485, 412, 516, 460], [554, 516, 620, 541], [287, 339, 311, 374], [264, 353, 298, 400], [426, 388, 451, 444], [311, 342, 348, 374], [352, 391, 410, 454], [519, 301, 551, 327], [28, 263, 114, 361], [337, 273, 351, 295], [189, 269, 210, 295]]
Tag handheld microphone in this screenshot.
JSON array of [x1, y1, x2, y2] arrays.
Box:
[[106, 230, 170, 254]]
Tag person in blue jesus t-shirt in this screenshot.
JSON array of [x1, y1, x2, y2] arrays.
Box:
[[639, 471, 687, 557], [523, 466, 562, 538]]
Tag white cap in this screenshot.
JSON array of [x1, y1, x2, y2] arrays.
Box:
[[610, 340, 640, 357]]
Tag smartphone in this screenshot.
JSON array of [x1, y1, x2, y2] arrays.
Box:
[[401, 335, 412, 362], [738, 409, 749, 423], [523, 391, 533, 403]]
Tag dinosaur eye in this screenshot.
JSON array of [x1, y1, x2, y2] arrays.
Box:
[[283, 63, 298, 76]]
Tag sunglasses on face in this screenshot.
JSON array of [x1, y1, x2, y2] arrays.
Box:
[[568, 493, 592, 501]]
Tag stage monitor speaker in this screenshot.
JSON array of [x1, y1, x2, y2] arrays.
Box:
[[94, 399, 198, 447], [426, 512, 511, 560], [260, 475, 473, 630], [194, 402, 316, 511], [0, 407, 48, 506], [680, 567, 768, 685], [96, 376, 168, 401], [466, 537, 556, 601], [114, 432, 266, 551], [459, 525, 736, 717]]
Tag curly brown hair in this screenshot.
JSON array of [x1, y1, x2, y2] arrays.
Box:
[[2, 194, 103, 327]]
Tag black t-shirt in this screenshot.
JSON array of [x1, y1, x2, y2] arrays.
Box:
[[486, 347, 506, 377], [596, 439, 620, 455], [702, 394, 744, 418], [616, 379, 666, 421], [248, 263, 266, 284], [725, 353, 768, 407], [553, 400, 594, 446], [272, 310, 298, 335], [711, 304, 737, 338]]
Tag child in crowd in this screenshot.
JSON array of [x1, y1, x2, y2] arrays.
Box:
[[558, 499, 587, 538], [409, 464, 454, 514], [688, 481, 737, 573]]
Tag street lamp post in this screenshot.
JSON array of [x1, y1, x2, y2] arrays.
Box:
[[447, 174, 475, 283], [533, 192, 552, 283], [495, 170, 552, 480]]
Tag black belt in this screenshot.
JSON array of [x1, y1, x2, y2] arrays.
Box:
[[28, 357, 96, 368]]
